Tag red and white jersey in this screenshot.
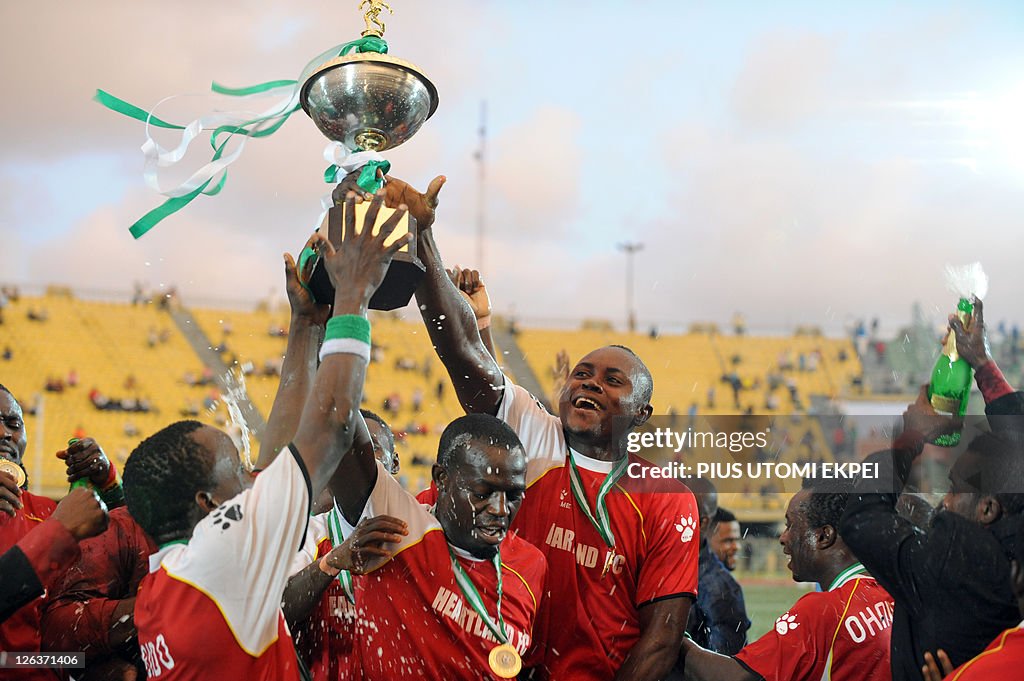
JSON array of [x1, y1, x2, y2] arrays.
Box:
[[351, 460, 547, 680], [944, 621, 1024, 681], [495, 379, 700, 678], [291, 513, 364, 681], [734, 564, 894, 681], [134, 446, 312, 680]]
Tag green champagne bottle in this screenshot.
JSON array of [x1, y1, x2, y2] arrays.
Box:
[[927, 298, 973, 446]]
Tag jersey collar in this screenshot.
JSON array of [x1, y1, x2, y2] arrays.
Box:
[[148, 540, 188, 573], [568, 447, 616, 474], [827, 562, 869, 591]]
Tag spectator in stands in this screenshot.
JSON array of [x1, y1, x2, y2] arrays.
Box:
[[684, 479, 750, 655], [411, 386, 423, 413], [681, 478, 893, 680], [840, 300, 1024, 681], [710, 507, 742, 572]]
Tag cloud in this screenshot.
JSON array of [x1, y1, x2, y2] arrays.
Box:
[[731, 31, 837, 130]]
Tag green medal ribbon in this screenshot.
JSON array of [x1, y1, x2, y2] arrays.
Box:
[[448, 546, 508, 644], [326, 501, 356, 604], [566, 451, 629, 548]]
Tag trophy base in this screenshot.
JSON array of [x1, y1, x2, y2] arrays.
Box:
[[306, 202, 425, 311]]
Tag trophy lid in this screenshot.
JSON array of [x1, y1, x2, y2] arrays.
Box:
[[300, 52, 438, 152]]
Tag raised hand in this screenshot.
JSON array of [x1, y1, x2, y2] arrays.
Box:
[[313, 192, 411, 312], [332, 170, 445, 231], [284, 232, 331, 326], [57, 437, 113, 488], [323, 515, 408, 574], [0, 469, 22, 517], [949, 296, 990, 369], [904, 386, 961, 443], [51, 487, 109, 540], [446, 266, 492, 320]]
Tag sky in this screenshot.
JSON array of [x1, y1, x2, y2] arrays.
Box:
[[2, 1, 1023, 335]]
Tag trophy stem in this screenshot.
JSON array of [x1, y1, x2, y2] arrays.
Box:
[[356, 131, 387, 151]]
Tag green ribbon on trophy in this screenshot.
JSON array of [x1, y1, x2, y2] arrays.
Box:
[[326, 501, 357, 604], [94, 33, 392, 238], [567, 451, 629, 578]]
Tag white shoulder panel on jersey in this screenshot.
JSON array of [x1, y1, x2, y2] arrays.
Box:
[[160, 447, 311, 656], [496, 375, 567, 484], [360, 459, 441, 553], [289, 512, 329, 576]]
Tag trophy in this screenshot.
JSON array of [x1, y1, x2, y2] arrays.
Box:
[[300, 0, 439, 310]]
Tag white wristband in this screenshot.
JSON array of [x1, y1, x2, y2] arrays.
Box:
[[319, 338, 371, 362]]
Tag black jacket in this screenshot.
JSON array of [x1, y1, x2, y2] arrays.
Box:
[[839, 391, 1024, 681]]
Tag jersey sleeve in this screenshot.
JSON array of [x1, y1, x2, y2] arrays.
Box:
[[733, 595, 826, 681], [636, 485, 700, 606], [165, 444, 312, 656], [495, 376, 566, 469], [357, 460, 441, 553], [289, 513, 329, 577]]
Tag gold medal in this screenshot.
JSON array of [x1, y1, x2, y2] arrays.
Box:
[[488, 643, 522, 679], [0, 460, 26, 488]]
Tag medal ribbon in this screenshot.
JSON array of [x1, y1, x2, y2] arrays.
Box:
[[326, 501, 356, 604], [448, 546, 508, 644], [567, 451, 629, 548]]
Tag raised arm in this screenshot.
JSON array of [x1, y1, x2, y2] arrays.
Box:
[[447, 266, 497, 362], [291, 193, 410, 496], [839, 388, 957, 606], [256, 234, 330, 470], [414, 216, 504, 415]]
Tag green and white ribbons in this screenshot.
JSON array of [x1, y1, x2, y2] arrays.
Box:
[[326, 501, 356, 604], [96, 82, 300, 238], [449, 546, 509, 644], [567, 452, 629, 549], [97, 35, 391, 238], [320, 314, 372, 362], [322, 142, 391, 193]]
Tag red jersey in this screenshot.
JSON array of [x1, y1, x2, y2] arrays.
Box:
[[291, 513, 363, 681], [43, 506, 157, 668], [0, 490, 73, 681], [944, 622, 1024, 680], [134, 446, 311, 680], [494, 380, 700, 679], [734, 564, 894, 681], [350, 460, 547, 680]]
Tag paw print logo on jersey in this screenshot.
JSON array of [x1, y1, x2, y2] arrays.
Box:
[[775, 612, 800, 635], [674, 515, 697, 543], [211, 503, 244, 531]]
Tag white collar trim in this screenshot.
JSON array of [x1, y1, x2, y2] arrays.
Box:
[[569, 448, 616, 474]]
